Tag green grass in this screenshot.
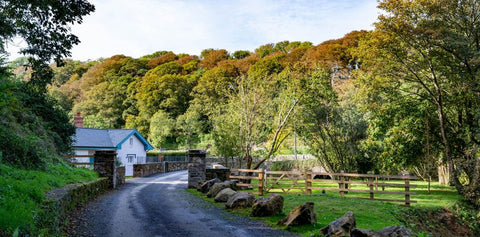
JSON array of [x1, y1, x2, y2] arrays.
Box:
[[259, 177, 461, 208], [188, 179, 463, 236], [0, 163, 98, 234]]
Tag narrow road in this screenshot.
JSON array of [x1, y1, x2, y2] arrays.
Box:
[[68, 170, 296, 237]]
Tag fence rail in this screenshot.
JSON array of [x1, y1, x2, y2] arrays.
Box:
[[228, 169, 418, 206], [65, 155, 94, 168], [229, 169, 264, 195]]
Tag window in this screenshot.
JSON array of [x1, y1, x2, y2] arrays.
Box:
[[129, 137, 133, 146], [126, 154, 135, 163]]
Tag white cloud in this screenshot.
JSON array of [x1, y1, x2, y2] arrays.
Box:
[[7, 0, 380, 61]]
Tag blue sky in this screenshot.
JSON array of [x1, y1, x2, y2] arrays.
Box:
[[7, 0, 380, 61]]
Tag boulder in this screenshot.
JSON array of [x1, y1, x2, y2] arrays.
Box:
[[351, 228, 382, 237], [225, 192, 255, 209], [251, 194, 284, 217], [197, 178, 221, 193], [206, 180, 237, 198], [277, 202, 317, 227], [320, 211, 356, 237], [378, 225, 415, 237], [214, 188, 237, 202]]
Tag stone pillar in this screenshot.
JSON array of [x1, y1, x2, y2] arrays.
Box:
[[94, 150, 117, 189], [188, 149, 206, 189]]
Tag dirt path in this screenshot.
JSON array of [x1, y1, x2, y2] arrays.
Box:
[[67, 170, 296, 237]]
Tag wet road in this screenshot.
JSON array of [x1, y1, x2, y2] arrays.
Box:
[[69, 170, 296, 237]]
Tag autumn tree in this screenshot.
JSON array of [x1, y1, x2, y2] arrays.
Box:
[[199, 49, 229, 69], [147, 52, 178, 69]]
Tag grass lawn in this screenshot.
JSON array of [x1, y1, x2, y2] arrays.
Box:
[[188, 179, 463, 236], [0, 164, 98, 235]]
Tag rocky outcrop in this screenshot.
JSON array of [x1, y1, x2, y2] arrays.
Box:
[[214, 188, 237, 202], [350, 225, 416, 237], [351, 228, 381, 237], [225, 192, 255, 209], [321, 211, 356, 237], [197, 178, 221, 193], [251, 194, 284, 217], [206, 180, 237, 198], [278, 202, 317, 227], [377, 225, 416, 237]]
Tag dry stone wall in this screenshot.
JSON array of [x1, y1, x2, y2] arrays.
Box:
[[94, 150, 117, 188], [165, 162, 188, 172], [116, 166, 125, 185], [188, 150, 206, 188], [134, 163, 164, 177], [38, 178, 110, 234]]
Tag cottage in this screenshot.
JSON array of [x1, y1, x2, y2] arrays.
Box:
[[71, 113, 153, 176]]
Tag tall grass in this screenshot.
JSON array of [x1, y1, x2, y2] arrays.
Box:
[[0, 164, 98, 234]]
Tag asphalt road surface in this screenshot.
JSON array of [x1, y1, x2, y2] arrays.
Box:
[[68, 170, 297, 237]]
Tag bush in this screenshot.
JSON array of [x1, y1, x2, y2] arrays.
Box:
[[0, 75, 74, 169], [270, 159, 323, 171]]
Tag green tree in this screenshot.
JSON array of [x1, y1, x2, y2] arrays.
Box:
[[149, 110, 175, 149], [299, 75, 368, 173], [176, 109, 204, 149], [212, 67, 302, 169], [232, 50, 251, 59], [136, 74, 195, 119], [0, 0, 94, 169], [255, 43, 275, 58], [359, 0, 480, 205], [1, 0, 95, 62]]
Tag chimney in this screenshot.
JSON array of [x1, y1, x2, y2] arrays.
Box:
[[74, 112, 83, 128]]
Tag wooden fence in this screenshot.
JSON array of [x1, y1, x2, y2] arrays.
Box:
[[65, 154, 94, 168], [229, 169, 264, 195], [229, 169, 418, 206]]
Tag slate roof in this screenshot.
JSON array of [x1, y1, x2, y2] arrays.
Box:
[[73, 128, 153, 150]]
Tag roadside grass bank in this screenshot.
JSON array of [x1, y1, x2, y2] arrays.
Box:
[[0, 164, 98, 236], [187, 180, 477, 236]]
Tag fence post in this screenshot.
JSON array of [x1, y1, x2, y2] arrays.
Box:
[[305, 171, 312, 195], [405, 175, 411, 207], [339, 170, 345, 197], [258, 169, 264, 196], [368, 171, 374, 200]]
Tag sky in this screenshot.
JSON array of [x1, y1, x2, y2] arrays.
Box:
[[7, 0, 380, 61]]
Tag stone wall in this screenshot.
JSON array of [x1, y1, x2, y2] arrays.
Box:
[[38, 178, 110, 234], [116, 166, 125, 185], [206, 168, 230, 181], [133, 162, 189, 177], [94, 150, 117, 188], [166, 162, 189, 172], [133, 163, 164, 177], [188, 149, 206, 188]]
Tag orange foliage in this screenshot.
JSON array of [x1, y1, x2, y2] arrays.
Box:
[[199, 49, 229, 69], [280, 46, 309, 67], [233, 53, 260, 75], [177, 55, 199, 65], [216, 59, 239, 77], [147, 52, 178, 69], [302, 30, 368, 69]]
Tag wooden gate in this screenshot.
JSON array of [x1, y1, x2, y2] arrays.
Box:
[[264, 171, 306, 193]]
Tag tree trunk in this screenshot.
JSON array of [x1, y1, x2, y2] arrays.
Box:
[[436, 103, 462, 191], [438, 162, 449, 185]]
